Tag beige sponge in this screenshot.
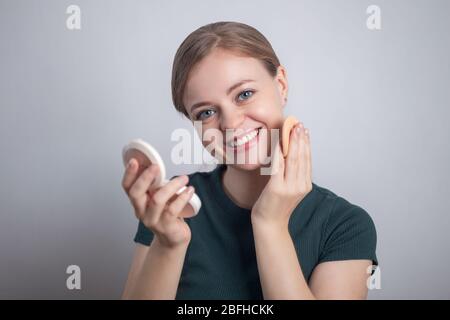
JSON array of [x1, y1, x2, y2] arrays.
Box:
[[281, 116, 299, 157]]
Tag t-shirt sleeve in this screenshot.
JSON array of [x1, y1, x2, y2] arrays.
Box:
[[318, 198, 378, 266], [134, 220, 154, 246]]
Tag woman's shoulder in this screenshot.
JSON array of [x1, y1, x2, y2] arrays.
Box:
[[310, 182, 365, 210], [309, 182, 376, 230], [310, 183, 378, 265]]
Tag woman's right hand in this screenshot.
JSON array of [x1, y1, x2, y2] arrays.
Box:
[[121, 158, 194, 249]]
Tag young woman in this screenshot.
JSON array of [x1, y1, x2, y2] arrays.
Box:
[[121, 21, 378, 300]]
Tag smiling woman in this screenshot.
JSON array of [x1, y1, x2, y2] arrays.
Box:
[[121, 21, 378, 300]]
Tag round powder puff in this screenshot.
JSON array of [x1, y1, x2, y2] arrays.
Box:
[[281, 115, 300, 157]]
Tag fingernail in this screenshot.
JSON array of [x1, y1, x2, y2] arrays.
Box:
[[188, 186, 194, 194], [305, 128, 309, 135], [296, 126, 301, 135]]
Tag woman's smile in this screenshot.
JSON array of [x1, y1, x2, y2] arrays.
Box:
[[224, 126, 262, 153]]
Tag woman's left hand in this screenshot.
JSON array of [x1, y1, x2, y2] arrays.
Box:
[[251, 122, 313, 229]]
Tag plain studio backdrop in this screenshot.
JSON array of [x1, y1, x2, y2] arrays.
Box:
[[1, 0, 449, 299]]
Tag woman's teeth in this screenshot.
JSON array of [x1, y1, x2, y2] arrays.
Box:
[[229, 128, 260, 148]]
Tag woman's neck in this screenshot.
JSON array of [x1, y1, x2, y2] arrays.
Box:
[[222, 165, 270, 210]]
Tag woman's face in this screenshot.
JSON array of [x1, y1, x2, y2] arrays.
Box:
[[183, 48, 288, 171]]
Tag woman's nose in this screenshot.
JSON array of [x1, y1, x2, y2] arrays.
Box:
[[219, 107, 244, 132]]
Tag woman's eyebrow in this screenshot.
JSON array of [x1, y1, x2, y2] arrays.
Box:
[[189, 79, 255, 113], [226, 79, 255, 95]]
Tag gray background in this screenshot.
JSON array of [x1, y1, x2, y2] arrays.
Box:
[[1, 0, 449, 299]]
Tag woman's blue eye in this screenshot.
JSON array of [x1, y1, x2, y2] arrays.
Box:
[[194, 90, 254, 120], [196, 109, 216, 120], [237, 90, 254, 101]]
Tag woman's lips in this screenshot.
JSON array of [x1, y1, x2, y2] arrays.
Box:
[[224, 127, 262, 152]]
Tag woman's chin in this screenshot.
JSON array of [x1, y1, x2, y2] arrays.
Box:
[[229, 162, 262, 171]]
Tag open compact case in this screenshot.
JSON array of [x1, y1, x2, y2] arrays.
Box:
[[122, 139, 201, 218]]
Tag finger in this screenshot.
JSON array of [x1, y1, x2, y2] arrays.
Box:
[[276, 140, 285, 179], [285, 123, 301, 181], [297, 126, 308, 183], [270, 140, 284, 179], [128, 164, 160, 216], [150, 175, 189, 212], [165, 186, 195, 218], [304, 128, 312, 183], [145, 175, 190, 227], [121, 158, 139, 193]]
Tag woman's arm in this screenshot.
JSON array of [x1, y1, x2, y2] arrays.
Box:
[[252, 220, 371, 300], [308, 259, 372, 299], [121, 159, 194, 300], [122, 239, 189, 300], [252, 124, 374, 299], [251, 220, 315, 299]]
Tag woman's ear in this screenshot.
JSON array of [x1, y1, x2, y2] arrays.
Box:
[[275, 65, 289, 107]]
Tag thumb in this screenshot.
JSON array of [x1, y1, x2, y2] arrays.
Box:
[[270, 140, 285, 179]]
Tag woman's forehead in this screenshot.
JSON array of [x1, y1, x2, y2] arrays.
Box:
[[184, 53, 267, 103]]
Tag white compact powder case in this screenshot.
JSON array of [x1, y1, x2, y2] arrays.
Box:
[[122, 138, 201, 218]]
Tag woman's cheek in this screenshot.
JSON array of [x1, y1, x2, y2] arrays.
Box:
[[248, 100, 284, 128]]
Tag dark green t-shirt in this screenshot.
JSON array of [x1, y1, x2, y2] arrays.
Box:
[[134, 164, 378, 299]]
